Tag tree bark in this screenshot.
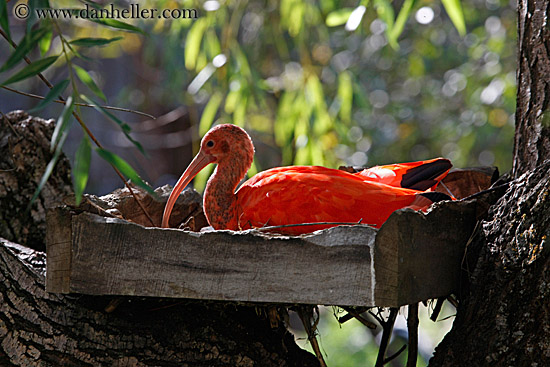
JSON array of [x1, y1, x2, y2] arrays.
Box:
[[513, 0, 550, 177], [0, 111, 73, 252], [0, 111, 319, 366], [0, 238, 319, 367], [430, 0, 550, 365]]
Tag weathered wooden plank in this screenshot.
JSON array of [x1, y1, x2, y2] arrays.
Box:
[[374, 200, 477, 306], [46, 197, 478, 307], [45, 207, 72, 293], [54, 212, 377, 306]]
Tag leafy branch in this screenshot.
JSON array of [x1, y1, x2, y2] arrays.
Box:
[[0, 13, 156, 225]]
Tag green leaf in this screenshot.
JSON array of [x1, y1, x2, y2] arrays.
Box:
[[185, 18, 207, 70], [81, 95, 146, 156], [199, 92, 223, 136], [1, 55, 59, 86], [95, 148, 155, 195], [337, 71, 353, 123], [39, 26, 53, 56], [70, 37, 123, 47], [204, 31, 221, 60], [73, 136, 91, 206], [73, 65, 107, 102], [28, 129, 69, 211], [90, 18, 145, 34], [441, 0, 466, 36], [326, 8, 354, 27], [0, 0, 10, 40], [0, 27, 49, 72], [389, 0, 416, 45], [28, 79, 70, 113], [50, 96, 75, 152], [374, 0, 397, 48]]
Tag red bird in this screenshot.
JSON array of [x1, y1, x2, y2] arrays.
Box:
[[162, 124, 451, 235]]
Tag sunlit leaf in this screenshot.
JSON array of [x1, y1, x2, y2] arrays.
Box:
[[28, 79, 69, 113], [39, 26, 53, 56], [81, 95, 146, 156], [204, 31, 221, 60], [199, 92, 223, 136], [337, 72, 353, 123], [1, 55, 59, 85], [73, 136, 91, 206], [70, 37, 123, 47], [0, 27, 49, 72], [224, 89, 241, 114], [95, 148, 155, 195], [326, 8, 354, 27], [441, 0, 467, 36], [389, 0, 417, 45], [50, 95, 74, 152], [185, 18, 207, 70], [73, 65, 107, 102], [374, 0, 397, 48]]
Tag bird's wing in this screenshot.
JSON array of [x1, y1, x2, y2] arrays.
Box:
[[356, 158, 452, 191], [235, 166, 423, 234]]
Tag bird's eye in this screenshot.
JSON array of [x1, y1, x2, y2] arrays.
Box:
[[206, 140, 215, 148]]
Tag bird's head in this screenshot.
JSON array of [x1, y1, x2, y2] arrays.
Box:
[[199, 124, 254, 164], [161, 124, 254, 228]]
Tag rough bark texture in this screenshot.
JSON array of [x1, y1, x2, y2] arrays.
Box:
[[0, 238, 319, 367], [0, 110, 319, 366], [429, 161, 550, 366], [0, 111, 73, 252], [430, 0, 550, 365], [513, 0, 550, 177]]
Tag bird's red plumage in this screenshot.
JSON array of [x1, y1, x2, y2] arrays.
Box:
[[161, 124, 452, 234], [235, 166, 423, 234]]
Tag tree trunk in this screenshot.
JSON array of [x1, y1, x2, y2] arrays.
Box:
[[430, 0, 550, 365], [0, 238, 319, 367], [0, 111, 319, 367]]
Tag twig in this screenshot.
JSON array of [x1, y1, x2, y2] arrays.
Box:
[[297, 306, 327, 367], [253, 220, 372, 232], [439, 181, 456, 199], [1, 110, 20, 137], [0, 26, 156, 227], [375, 308, 398, 367], [430, 297, 445, 322], [338, 313, 354, 324], [447, 295, 459, 308], [407, 303, 419, 367], [1, 85, 156, 119], [342, 307, 377, 329], [384, 344, 407, 365], [132, 106, 186, 132], [369, 308, 385, 325]]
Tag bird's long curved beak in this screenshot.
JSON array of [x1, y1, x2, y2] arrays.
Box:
[[161, 150, 214, 228]]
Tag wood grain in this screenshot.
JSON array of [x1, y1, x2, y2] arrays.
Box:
[[46, 198, 478, 307], [50, 211, 376, 306]]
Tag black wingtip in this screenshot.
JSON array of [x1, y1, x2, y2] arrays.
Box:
[[401, 158, 453, 191]]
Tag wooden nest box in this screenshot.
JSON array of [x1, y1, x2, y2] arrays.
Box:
[[46, 168, 497, 307]]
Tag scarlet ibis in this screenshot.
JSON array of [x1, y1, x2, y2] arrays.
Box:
[[162, 124, 451, 234]]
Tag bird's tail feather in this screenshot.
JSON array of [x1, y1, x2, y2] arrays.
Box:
[[400, 158, 452, 191]]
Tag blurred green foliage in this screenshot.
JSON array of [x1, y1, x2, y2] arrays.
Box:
[[0, 0, 516, 364], [133, 0, 515, 188]]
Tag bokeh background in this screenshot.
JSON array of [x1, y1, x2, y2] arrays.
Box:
[[0, 0, 517, 365]]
